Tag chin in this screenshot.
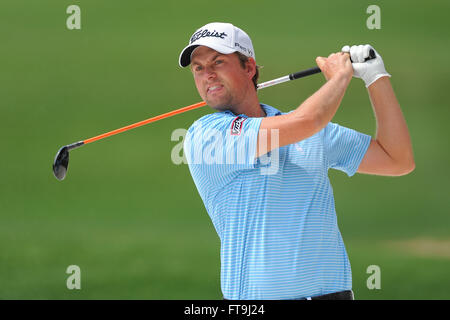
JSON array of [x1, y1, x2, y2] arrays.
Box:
[[210, 104, 229, 112], [205, 98, 233, 112]]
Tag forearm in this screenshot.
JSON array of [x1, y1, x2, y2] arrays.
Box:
[[368, 77, 415, 168], [257, 52, 352, 157], [293, 72, 351, 132]]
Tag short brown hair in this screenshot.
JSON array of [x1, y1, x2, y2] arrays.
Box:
[[235, 52, 260, 90]]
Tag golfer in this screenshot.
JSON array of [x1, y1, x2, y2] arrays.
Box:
[[180, 22, 414, 300]]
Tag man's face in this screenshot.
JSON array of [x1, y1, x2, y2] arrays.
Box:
[[190, 46, 253, 111]]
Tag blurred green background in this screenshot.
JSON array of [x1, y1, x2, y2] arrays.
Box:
[[1, 0, 449, 299]]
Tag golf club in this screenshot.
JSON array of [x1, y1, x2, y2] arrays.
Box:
[[52, 49, 376, 180]]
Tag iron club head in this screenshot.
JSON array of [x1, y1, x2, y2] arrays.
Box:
[[53, 146, 69, 180], [52, 141, 84, 181]]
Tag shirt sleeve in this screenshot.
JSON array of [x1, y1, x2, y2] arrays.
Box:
[[184, 112, 262, 204], [322, 122, 372, 177]]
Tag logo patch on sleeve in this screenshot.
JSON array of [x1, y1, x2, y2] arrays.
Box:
[[230, 116, 246, 135]]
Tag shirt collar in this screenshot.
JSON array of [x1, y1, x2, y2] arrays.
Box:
[[260, 103, 282, 117], [223, 103, 282, 117]]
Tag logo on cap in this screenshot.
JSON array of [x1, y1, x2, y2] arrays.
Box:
[[190, 29, 228, 44], [235, 42, 253, 57], [179, 22, 255, 68]]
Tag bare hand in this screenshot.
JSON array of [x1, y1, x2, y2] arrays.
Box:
[[316, 52, 353, 82]]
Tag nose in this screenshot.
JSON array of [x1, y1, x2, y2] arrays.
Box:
[[205, 65, 217, 80]]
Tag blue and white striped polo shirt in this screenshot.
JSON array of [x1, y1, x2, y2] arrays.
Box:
[[184, 103, 371, 300]]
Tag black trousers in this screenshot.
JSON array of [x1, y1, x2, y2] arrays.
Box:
[[300, 290, 354, 300], [224, 290, 354, 300]]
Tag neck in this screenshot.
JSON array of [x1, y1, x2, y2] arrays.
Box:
[[230, 89, 265, 118]]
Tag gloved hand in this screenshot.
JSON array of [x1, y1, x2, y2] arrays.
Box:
[[341, 44, 391, 87]]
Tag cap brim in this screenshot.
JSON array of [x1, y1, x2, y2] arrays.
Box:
[[178, 42, 237, 68], [179, 45, 200, 68]]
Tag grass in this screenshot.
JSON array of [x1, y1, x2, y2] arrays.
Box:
[[1, 0, 449, 299]]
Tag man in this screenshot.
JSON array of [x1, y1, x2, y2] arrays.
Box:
[[180, 22, 414, 300]]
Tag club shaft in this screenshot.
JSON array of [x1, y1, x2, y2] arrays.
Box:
[[82, 66, 321, 145], [257, 67, 321, 90], [83, 101, 207, 144]]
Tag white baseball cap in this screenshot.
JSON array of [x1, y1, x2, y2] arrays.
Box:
[[179, 22, 255, 68]]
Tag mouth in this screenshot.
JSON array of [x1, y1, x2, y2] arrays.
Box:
[[207, 84, 224, 95]]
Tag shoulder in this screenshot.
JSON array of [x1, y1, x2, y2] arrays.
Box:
[[321, 121, 366, 139], [185, 112, 238, 150], [323, 121, 340, 131], [299, 122, 342, 147], [320, 121, 345, 137], [187, 112, 236, 133]]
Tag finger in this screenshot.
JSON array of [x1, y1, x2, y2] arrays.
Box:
[[350, 45, 358, 63], [353, 45, 362, 63], [341, 45, 350, 53], [316, 56, 326, 69], [355, 45, 363, 63], [342, 52, 351, 61]]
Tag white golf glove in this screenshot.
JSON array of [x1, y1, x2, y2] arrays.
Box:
[[341, 44, 391, 87]]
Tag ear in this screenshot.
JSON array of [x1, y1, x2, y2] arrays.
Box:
[[246, 57, 257, 80]]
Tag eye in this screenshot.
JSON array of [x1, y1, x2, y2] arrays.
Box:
[[194, 65, 203, 72], [215, 59, 223, 65]]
